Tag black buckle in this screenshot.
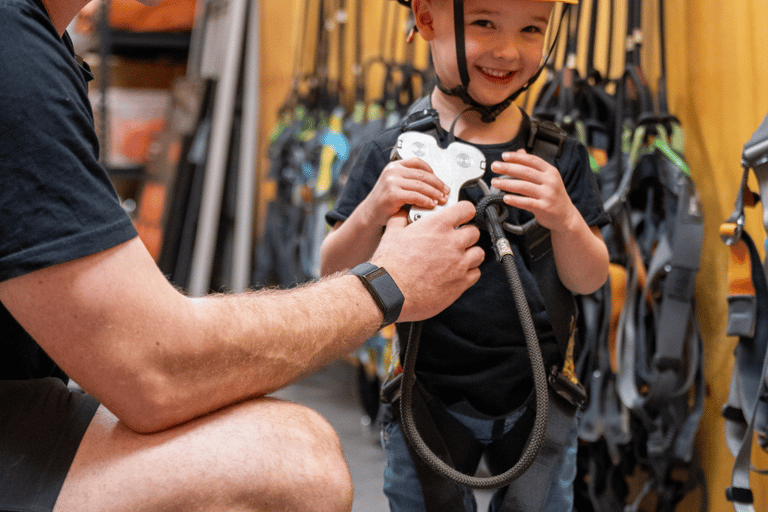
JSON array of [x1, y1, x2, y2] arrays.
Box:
[[528, 120, 566, 159], [726, 486, 754, 504], [400, 108, 445, 140], [548, 365, 587, 409]]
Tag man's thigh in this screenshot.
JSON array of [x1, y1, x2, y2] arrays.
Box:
[[55, 396, 353, 512]]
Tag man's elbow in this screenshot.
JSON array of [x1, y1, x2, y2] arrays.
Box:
[[95, 370, 190, 434]]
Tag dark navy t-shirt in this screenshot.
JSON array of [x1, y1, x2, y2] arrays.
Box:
[[328, 110, 610, 416], [0, 0, 138, 380]]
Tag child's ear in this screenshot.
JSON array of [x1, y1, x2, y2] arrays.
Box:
[[411, 0, 435, 40]]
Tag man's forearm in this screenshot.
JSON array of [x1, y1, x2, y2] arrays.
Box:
[[0, 238, 382, 433], [183, 275, 381, 400], [124, 272, 385, 433]]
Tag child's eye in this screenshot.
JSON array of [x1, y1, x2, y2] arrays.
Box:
[[470, 19, 494, 29], [522, 25, 545, 35]]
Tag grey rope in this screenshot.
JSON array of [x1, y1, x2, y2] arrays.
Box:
[[399, 195, 550, 489]]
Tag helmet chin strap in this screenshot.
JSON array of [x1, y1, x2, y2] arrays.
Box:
[[440, 0, 567, 124], [436, 80, 525, 124]]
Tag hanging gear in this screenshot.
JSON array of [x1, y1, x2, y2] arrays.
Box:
[[252, 0, 322, 288], [720, 110, 768, 512], [534, 0, 707, 508]]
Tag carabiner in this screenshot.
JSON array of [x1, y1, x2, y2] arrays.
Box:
[[475, 179, 541, 237]]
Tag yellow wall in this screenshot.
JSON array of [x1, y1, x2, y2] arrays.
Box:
[[666, 1, 768, 510], [255, 0, 768, 509]]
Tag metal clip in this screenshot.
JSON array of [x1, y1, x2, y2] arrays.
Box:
[[495, 238, 513, 259]]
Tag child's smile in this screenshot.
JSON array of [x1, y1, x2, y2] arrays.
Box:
[[478, 66, 517, 84]]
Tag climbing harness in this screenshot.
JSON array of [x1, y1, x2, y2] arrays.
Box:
[[721, 111, 768, 512], [378, 95, 586, 511]]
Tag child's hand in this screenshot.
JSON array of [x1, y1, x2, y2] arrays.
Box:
[[363, 157, 450, 227], [489, 149, 579, 233]]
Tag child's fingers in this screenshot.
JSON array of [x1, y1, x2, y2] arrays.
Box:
[[386, 158, 451, 195], [490, 149, 556, 184], [501, 149, 549, 171], [490, 162, 542, 185]]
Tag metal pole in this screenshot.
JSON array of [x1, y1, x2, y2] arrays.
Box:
[[231, 0, 261, 292], [187, 0, 249, 297]]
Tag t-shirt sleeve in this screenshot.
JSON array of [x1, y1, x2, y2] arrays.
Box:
[[0, 7, 137, 282], [558, 139, 611, 229], [325, 134, 393, 227]]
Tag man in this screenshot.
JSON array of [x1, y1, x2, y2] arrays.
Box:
[[0, 0, 484, 509]]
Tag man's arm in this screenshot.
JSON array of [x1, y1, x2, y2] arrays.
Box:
[[0, 202, 482, 434]]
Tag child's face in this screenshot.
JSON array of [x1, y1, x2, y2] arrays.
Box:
[[420, 0, 553, 107]]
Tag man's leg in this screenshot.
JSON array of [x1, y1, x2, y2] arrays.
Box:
[[54, 396, 353, 512]]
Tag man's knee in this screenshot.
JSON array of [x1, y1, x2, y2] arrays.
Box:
[[239, 398, 353, 512], [55, 399, 352, 512]]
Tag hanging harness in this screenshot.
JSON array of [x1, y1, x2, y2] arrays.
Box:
[[721, 111, 768, 512], [380, 95, 587, 511], [543, 0, 707, 507]]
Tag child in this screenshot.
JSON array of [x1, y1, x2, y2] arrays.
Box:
[[321, 0, 610, 509]]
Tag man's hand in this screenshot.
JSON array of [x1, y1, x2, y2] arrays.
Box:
[[370, 201, 483, 322]]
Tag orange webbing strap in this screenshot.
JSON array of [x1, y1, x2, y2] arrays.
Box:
[[608, 263, 626, 375], [726, 238, 757, 296], [722, 230, 758, 339], [721, 166, 759, 340], [110, 0, 196, 32], [608, 234, 646, 376]]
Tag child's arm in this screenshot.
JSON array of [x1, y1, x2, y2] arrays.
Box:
[[490, 149, 610, 295], [320, 157, 450, 276]]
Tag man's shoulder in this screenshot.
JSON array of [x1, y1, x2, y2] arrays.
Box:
[[0, 0, 62, 69], [0, 0, 47, 26]]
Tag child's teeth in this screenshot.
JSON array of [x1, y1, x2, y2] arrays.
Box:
[[483, 68, 510, 77]]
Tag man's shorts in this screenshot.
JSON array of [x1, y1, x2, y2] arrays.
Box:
[[0, 377, 99, 511]]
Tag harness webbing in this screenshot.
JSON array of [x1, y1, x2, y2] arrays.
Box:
[[721, 111, 768, 511], [722, 230, 768, 512]]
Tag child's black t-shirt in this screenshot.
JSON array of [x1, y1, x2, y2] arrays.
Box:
[[328, 110, 610, 416]]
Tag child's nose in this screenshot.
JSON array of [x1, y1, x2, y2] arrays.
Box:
[[493, 36, 522, 60]]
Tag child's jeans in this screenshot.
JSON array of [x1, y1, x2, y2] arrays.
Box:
[[380, 399, 578, 512]]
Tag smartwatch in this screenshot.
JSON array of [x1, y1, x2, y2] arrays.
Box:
[[349, 263, 404, 328]]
